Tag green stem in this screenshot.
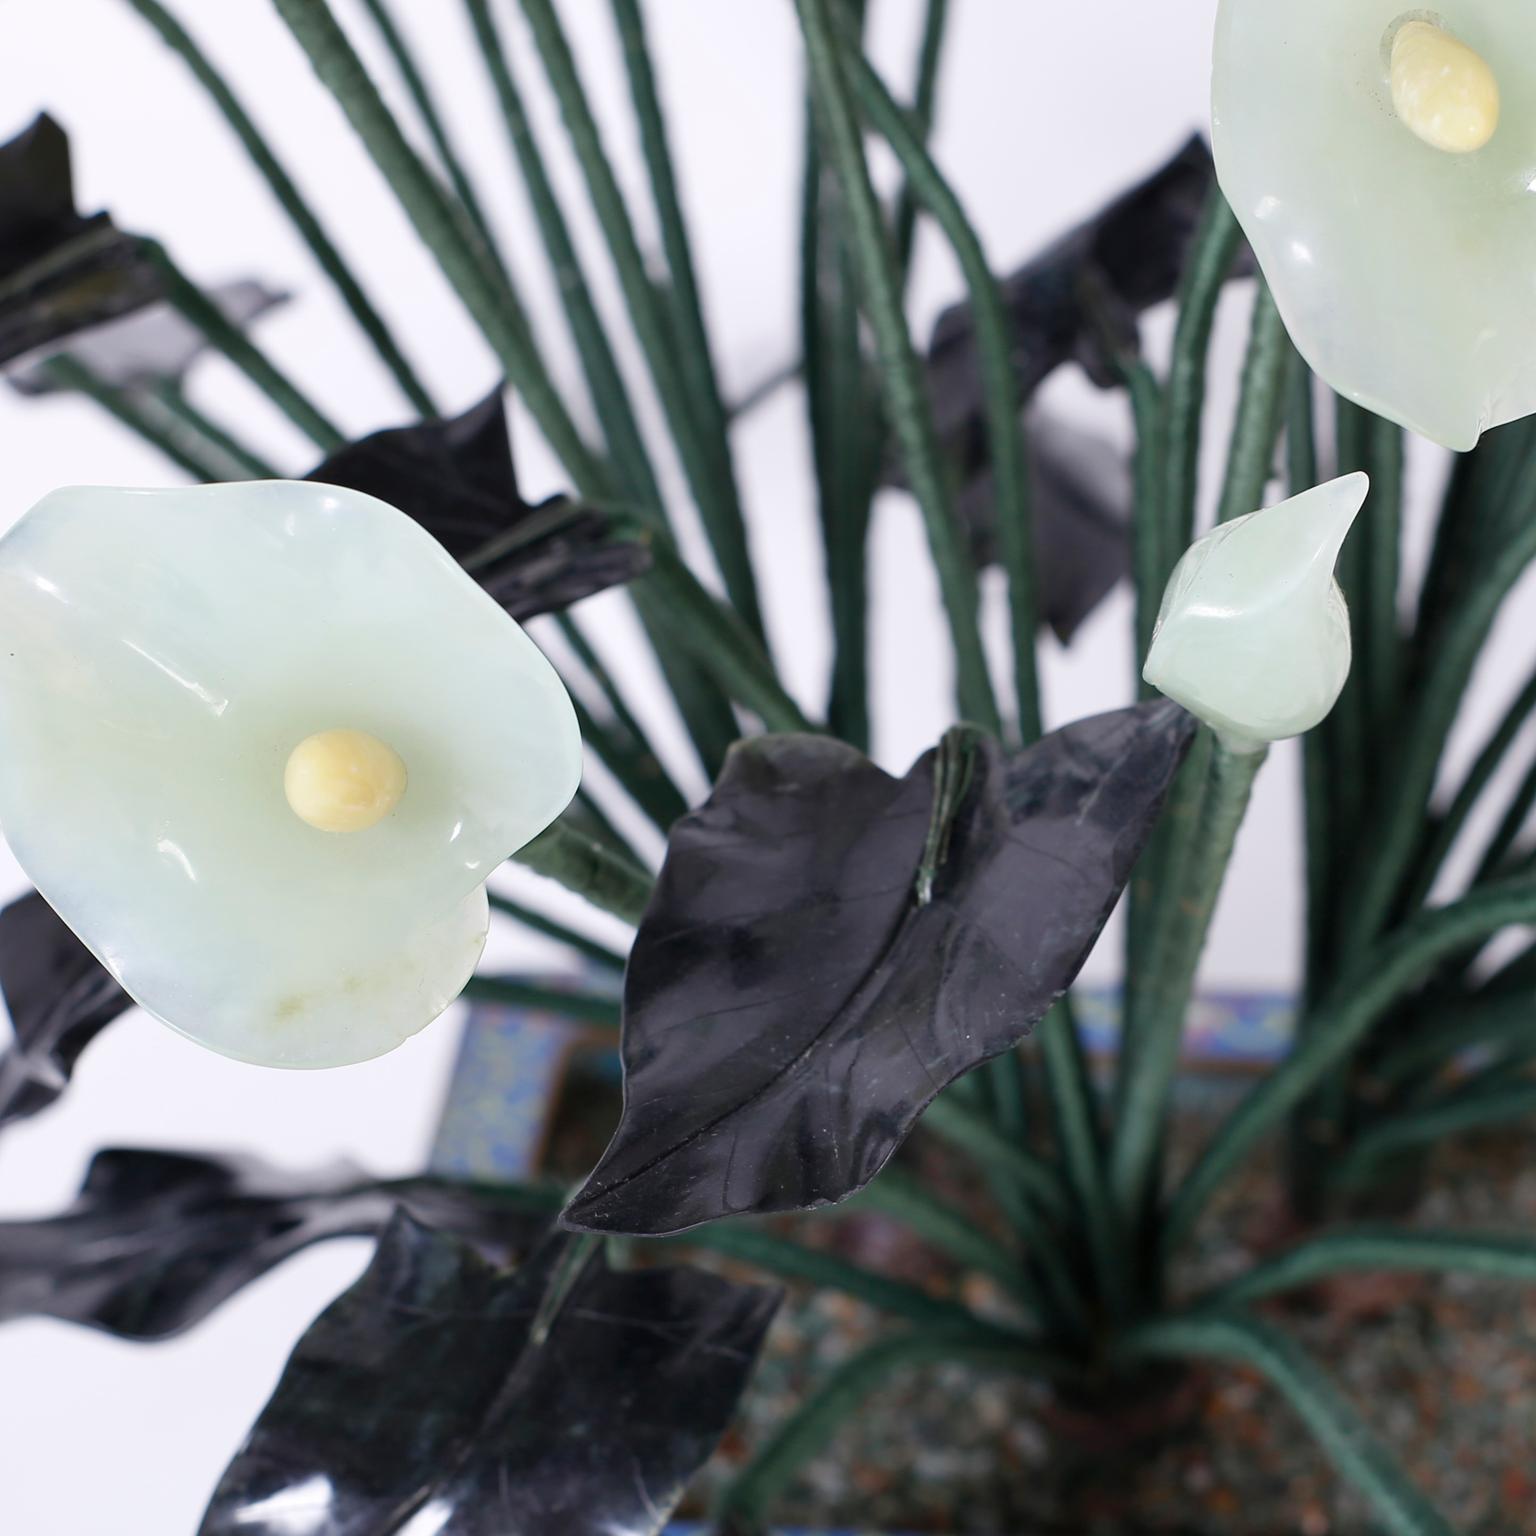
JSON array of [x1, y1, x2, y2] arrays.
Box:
[[271, 0, 607, 492], [713, 1326, 1078, 1532], [357, 0, 508, 283], [458, 0, 742, 780], [1124, 1312, 1455, 1536], [138, 240, 345, 451], [608, 0, 744, 545], [1169, 875, 1536, 1249], [122, 0, 437, 417], [1337, 442, 1536, 959], [513, 819, 654, 925], [460, 976, 619, 1028], [801, 111, 879, 750], [1200, 1227, 1536, 1309], [842, 36, 1040, 740], [1402, 659, 1536, 913], [850, 1166, 1035, 1308], [461, 0, 664, 521], [1160, 190, 1242, 559], [1213, 281, 1288, 526], [645, 544, 813, 733], [678, 1224, 1006, 1337], [485, 891, 628, 971], [891, 0, 951, 278], [1126, 360, 1167, 674], [41, 357, 232, 481], [148, 381, 280, 478], [517, 0, 766, 642], [919, 1092, 1068, 1220], [554, 614, 690, 831], [1328, 1080, 1536, 1190], [796, 0, 1000, 736], [1112, 742, 1266, 1221], [1370, 991, 1536, 1088]]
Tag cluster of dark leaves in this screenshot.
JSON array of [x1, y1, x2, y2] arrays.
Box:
[[0, 1148, 779, 1536], [0, 133, 1216, 1532]]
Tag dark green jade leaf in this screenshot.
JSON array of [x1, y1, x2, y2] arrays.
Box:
[[5, 278, 288, 396], [0, 1148, 552, 1341], [307, 389, 651, 619], [199, 1212, 779, 1536], [563, 701, 1195, 1237], [925, 136, 1245, 438], [0, 890, 130, 1131], [957, 412, 1131, 642], [0, 114, 165, 366]]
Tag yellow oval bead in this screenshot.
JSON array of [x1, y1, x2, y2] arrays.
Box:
[[1390, 19, 1500, 155], [284, 728, 408, 833]]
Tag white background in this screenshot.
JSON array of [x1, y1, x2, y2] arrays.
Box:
[[1, 3, 1534, 1532]]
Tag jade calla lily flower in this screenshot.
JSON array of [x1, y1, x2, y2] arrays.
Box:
[[1213, 2, 1536, 450], [0, 481, 581, 1068], [1143, 474, 1368, 752]]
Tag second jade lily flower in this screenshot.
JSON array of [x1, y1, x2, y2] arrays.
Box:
[[1214, 0, 1536, 450]]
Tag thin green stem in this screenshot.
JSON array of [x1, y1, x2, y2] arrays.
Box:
[[122, 0, 438, 417], [645, 543, 813, 732], [271, 0, 607, 492], [919, 1092, 1068, 1220], [797, 0, 1000, 735], [1403, 659, 1536, 913], [674, 1223, 1015, 1338], [357, 0, 508, 282], [1160, 190, 1242, 559], [1337, 442, 1536, 959], [1127, 360, 1167, 674], [608, 0, 743, 542], [513, 819, 654, 925], [139, 240, 345, 450], [1035, 1001, 1129, 1322], [1200, 1227, 1536, 1309], [485, 891, 628, 971], [459, 0, 741, 779], [517, 0, 766, 641], [802, 111, 879, 750], [850, 1166, 1035, 1307], [148, 381, 280, 478], [1371, 992, 1536, 1088], [891, 0, 951, 277], [1170, 875, 1536, 1248], [1214, 281, 1288, 526], [1124, 1312, 1455, 1536], [42, 357, 231, 480], [554, 614, 690, 830], [1112, 743, 1266, 1220], [713, 1326, 1078, 1532], [1329, 1080, 1536, 1190], [843, 37, 1040, 740]]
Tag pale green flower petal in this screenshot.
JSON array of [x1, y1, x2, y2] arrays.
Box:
[[0, 481, 581, 1068], [1214, 1, 1536, 450], [1144, 474, 1368, 752]]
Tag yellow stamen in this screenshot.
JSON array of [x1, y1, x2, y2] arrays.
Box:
[[284, 729, 407, 833], [1390, 19, 1500, 154]]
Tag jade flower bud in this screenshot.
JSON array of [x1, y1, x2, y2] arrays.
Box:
[[0, 481, 581, 1068], [1213, 2, 1534, 450], [1143, 474, 1369, 753]]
